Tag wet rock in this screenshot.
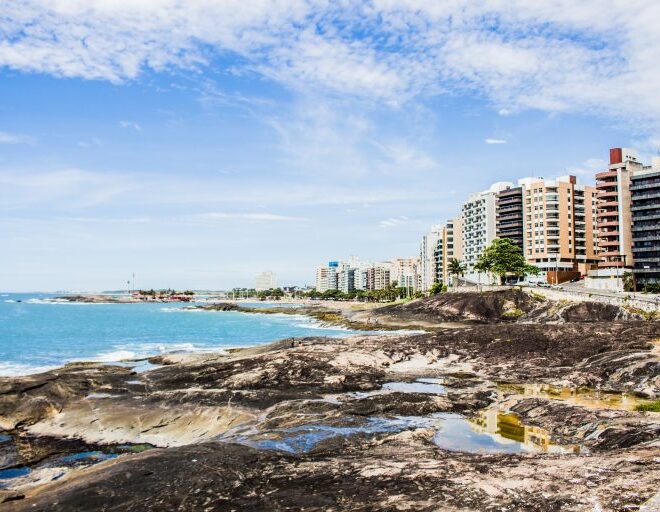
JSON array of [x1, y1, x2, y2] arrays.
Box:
[[341, 392, 452, 416]]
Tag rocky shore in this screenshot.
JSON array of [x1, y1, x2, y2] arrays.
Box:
[[1, 290, 658, 511]]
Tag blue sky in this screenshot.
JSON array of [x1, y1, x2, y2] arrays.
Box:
[[1, 1, 659, 291]]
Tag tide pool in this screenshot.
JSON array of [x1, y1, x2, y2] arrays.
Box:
[[0, 293, 360, 376]]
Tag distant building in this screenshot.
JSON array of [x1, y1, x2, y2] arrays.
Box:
[[390, 258, 419, 291], [365, 265, 391, 290], [461, 182, 513, 281], [419, 226, 443, 291], [315, 261, 339, 292], [255, 271, 277, 291], [631, 157, 660, 288], [442, 216, 464, 285], [337, 264, 356, 293]]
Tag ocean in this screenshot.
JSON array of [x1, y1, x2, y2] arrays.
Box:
[[0, 293, 358, 377]]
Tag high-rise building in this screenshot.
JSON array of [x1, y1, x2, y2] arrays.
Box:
[[337, 264, 356, 293], [496, 186, 525, 252], [595, 148, 642, 269], [461, 182, 513, 281], [520, 175, 599, 283], [434, 231, 445, 284], [631, 157, 660, 288], [442, 216, 464, 285], [361, 264, 391, 290], [255, 271, 277, 291], [315, 261, 339, 292], [390, 258, 420, 291], [419, 226, 443, 291]]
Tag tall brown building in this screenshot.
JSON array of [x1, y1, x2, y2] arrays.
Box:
[[519, 175, 599, 282], [595, 148, 642, 269]]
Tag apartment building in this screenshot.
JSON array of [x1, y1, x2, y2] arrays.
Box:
[[434, 231, 445, 285], [315, 261, 339, 292], [419, 225, 443, 291], [595, 148, 642, 269], [254, 271, 277, 291], [631, 157, 660, 288], [520, 175, 599, 283], [337, 264, 355, 293], [461, 182, 513, 281], [361, 265, 391, 290], [496, 186, 525, 252], [390, 258, 420, 291], [441, 216, 464, 284]]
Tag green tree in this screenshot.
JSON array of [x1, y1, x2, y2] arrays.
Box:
[[447, 259, 467, 289], [476, 238, 538, 285], [622, 271, 635, 292], [429, 282, 446, 295]]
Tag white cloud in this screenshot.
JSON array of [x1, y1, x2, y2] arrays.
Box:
[[379, 215, 409, 228], [119, 120, 142, 132], [485, 138, 507, 145], [0, 131, 33, 144], [567, 157, 607, 178], [1, 1, 660, 132], [190, 212, 307, 222]]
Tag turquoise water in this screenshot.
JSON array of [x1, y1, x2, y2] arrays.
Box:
[[0, 293, 358, 376]]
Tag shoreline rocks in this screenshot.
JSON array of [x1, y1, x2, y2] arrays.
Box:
[[1, 293, 659, 511]]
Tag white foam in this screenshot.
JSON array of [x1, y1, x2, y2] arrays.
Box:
[[0, 362, 57, 377], [4, 299, 16, 303]]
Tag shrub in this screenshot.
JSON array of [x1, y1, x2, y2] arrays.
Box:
[[635, 400, 660, 412]]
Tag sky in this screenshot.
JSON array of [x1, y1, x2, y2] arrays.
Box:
[[1, 0, 660, 291]]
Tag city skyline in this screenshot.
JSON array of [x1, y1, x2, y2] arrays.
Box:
[[2, 2, 660, 291]]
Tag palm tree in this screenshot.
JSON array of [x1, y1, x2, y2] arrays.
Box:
[[448, 259, 467, 290]]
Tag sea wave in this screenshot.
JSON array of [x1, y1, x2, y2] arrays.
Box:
[[0, 361, 57, 377], [294, 320, 351, 331], [92, 343, 232, 363], [4, 299, 16, 303], [25, 298, 115, 305]]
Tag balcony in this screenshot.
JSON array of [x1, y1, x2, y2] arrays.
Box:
[[597, 209, 619, 218], [596, 190, 618, 199], [598, 220, 620, 227], [598, 260, 626, 268], [599, 240, 620, 248], [596, 170, 618, 180], [596, 181, 617, 189]]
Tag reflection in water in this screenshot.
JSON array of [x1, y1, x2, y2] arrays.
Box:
[[231, 409, 582, 456], [349, 379, 447, 399], [467, 408, 582, 454], [233, 415, 443, 453], [499, 383, 649, 411]]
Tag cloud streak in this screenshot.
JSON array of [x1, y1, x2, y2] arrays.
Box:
[[1, 1, 660, 130], [0, 131, 33, 144]]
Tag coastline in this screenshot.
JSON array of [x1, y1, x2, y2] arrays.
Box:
[[1, 290, 659, 510]]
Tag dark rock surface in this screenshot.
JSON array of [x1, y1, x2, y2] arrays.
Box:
[[1, 294, 659, 511], [373, 289, 645, 324]]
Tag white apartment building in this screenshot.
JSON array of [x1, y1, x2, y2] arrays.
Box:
[[337, 263, 355, 293], [390, 258, 420, 291], [315, 262, 339, 292], [461, 182, 513, 282], [419, 225, 443, 292], [443, 216, 464, 284], [255, 271, 277, 291]]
